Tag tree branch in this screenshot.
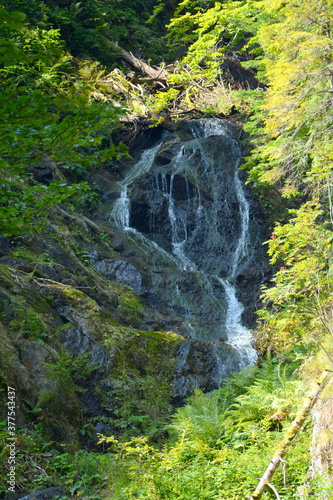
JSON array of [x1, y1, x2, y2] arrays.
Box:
[[267, 482, 281, 500]]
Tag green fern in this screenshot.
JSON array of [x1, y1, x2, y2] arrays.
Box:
[[170, 362, 304, 451], [170, 389, 225, 447], [222, 362, 305, 448]]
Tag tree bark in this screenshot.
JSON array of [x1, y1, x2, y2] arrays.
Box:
[[250, 370, 331, 500], [119, 47, 168, 81]]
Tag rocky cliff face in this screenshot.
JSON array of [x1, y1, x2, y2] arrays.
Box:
[[0, 214, 181, 444]]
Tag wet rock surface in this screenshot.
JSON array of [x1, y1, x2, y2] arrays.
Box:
[[174, 339, 242, 396], [90, 251, 144, 294]]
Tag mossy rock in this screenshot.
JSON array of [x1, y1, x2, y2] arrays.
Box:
[[0, 321, 33, 426]]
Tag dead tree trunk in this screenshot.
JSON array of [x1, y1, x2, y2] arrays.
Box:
[[250, 370, 331, 500], [119, 47, 168, 81]]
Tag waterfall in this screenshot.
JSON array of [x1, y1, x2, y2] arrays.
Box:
[[110, 139, 182, 269], [111, 141, 164, 229], [188, 120, 257, 367], [109, 118, 267, 390], [230, 148, 250, 279]]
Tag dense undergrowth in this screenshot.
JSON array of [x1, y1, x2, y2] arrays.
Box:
[[0, 360, 317, 499], [2, 359, 331, 499]]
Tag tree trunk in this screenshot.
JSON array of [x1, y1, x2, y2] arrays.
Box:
[[250, 370, 331, 500], [119, 47, 168, 81]]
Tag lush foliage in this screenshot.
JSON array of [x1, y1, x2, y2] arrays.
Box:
[[0, 362, 323, 498], [103, 329, 181, 440], [257, 201, 333, 353], [97, 362, 310, 500], [0, 420, 105, 496], [143, 1, 333, 496], [238, 0, 333, 360], [3, 0, 178, 65], [2, 0, 333, 497], [0, 7, 125, 236], [166, 0, 265, 78], [165, 0, 333, 360]]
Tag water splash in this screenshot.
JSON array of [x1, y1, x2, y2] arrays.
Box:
[[230, 144, 250, 278], [190, 118, 230, 139], [217, 277, 257, 367]]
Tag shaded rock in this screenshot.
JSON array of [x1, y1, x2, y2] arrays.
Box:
[[26, 164, 53, 184], [174, 340, 242, 396], [118, 125, 268, 341], [47, 287, 110, 366], [90, 252, 144, 294], [222, 53, 265, 91], [0, 117, 270, 439], [0, 235, 11, 254], [0, 258, 40, 274], [0, 322, 34, 426], [17, 341, 58, 392], [18, 486, 69, 500], [102, 118, 270, 394], [92, 420, 113, 443]]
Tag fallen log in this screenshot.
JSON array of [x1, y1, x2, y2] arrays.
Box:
[[119, 47, 168, 81]]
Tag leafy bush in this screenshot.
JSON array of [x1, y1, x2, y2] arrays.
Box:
[[0, 6, 125, 236]]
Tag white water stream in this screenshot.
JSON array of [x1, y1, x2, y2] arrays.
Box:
[[112, 141, 164, 229], [189, 120, 257, 367]]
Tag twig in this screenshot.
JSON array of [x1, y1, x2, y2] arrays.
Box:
[[280, 458, 287, 488], [315, 397, 333, 410], [32, 276, 95, 290], [267, 483, 281, 500], [9, 269, 26, 288]]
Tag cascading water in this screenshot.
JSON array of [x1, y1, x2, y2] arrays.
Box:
[[214, 139, 257, 368], [112, 141, 165, 230], [110, 138, 180, 269], [109, 118, 268, 394]]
